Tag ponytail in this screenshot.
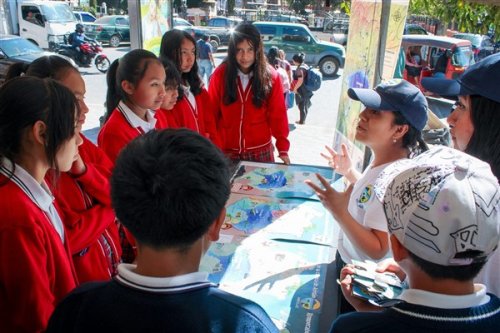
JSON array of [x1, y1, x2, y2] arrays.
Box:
[[105, 59, 120, 122], [5, 62, 30, 81]]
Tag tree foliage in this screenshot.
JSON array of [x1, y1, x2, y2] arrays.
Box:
[[409, 0, 500, 35]]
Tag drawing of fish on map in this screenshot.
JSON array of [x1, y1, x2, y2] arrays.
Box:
[[231, 161, 333, 199], [222, 194, 336, 245]]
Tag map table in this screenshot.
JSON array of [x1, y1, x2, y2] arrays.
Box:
[[200, 161, 343, 332]]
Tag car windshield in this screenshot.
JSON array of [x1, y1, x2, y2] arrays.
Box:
[[41, 4, 75, 22], [452, 46, 474, 67], [454, 34, 481, 47], [0, 38, 43, 57], [175, 18, 191, 26]]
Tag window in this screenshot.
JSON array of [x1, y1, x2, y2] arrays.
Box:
[[256, 26, 276, 42], [81, 13, 95, 23], [211, 19, 225, 27], [282, 27, 310, 43]]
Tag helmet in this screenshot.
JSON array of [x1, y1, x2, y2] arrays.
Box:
[[76, 23, 84, 33]]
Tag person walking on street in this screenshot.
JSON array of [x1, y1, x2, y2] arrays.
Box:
[[292, 53, 313, 125], [197, 34, 215, 87]]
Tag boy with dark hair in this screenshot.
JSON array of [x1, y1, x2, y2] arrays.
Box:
[[47, 129, 278, 333], [332, 146, 500, 333]]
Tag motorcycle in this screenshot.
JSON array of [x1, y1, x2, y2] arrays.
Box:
[[55, 40, 111, 73]]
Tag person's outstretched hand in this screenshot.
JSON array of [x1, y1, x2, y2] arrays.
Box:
[[321, 144, 359, 183], [305, 173, 352, 220]]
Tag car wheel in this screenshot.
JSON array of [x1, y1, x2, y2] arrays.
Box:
[[209, 39, 219, 52], [109, 35, 121, 48], [319, 57, 340, 77]]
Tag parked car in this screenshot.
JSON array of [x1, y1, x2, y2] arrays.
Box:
[[326, 22, 427, 48], [267, 14, 309, 26], [85, 15, 130, 47], [73, 11, 96, 23], [253, 21, 345, 77], [327, 20, 349, 46], [0, 34, 73, 84], [173, 18, 221, 51], [399, 35, 474, 89], [196, 16, 243, 46], [452, 33, 495, 61], [403, 23, 429, 35]]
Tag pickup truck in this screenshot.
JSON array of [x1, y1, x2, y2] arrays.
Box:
[[195, 17, 243, 47]]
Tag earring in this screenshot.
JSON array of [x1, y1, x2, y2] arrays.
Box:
[[393, 138, 397, 143]]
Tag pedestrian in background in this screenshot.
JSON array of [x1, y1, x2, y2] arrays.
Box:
[[291, 53, 313, 125], [197, 34, 215, 87]]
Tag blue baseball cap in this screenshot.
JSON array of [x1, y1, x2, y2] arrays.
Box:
[[348, 79, 428, 131], [421, 53, 500, 103]]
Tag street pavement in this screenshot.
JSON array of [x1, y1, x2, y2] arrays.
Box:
[[81, 44, 343, 168]]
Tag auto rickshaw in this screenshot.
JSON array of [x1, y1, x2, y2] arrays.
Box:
[[399, 35, 474, 91]]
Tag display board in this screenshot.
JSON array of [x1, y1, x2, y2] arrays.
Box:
[[333, 0, 410, 171], [200, 161, 338, 332]]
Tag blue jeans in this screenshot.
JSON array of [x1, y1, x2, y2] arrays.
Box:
[[198, 59, 213, 86]]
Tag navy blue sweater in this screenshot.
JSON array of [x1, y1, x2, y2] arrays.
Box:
[[331, 293, 500, 333]]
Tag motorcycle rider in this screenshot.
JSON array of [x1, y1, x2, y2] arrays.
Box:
[[69, 24, 93, 65]]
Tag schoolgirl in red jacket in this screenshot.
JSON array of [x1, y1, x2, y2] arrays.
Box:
[[0, 77, 81, 333], [158, 29, 219, 146], [209, 23, 290, 163], [7, 56, 122, 283], [98, 49, 167, 162], [155, 58, 182, 128]]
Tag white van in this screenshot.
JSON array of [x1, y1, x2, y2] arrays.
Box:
[[2, 1, 77, 49]]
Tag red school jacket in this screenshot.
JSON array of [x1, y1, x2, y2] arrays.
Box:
[[0, 174, 77, 333], [49, 135, 121, 284], [159, 87, 221, 147], [98, 105, 167, 163], [209, 63, 290, 156]]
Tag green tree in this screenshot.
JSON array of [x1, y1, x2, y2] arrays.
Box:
[[227, 0, 235, 15], [409, 0, 500, 35]]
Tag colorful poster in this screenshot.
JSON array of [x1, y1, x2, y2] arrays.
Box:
[[231, 161, 334, 200], [140, 0, 171, 54], [333, 0, 409, 172], [382, 1, 411, 80]]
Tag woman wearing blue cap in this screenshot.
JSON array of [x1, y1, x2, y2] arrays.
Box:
[[306, 79, 429, 313], [422, 53, 500, 296]]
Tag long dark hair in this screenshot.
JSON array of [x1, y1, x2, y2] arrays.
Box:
[[0, 77, 78, 178], [223, 23, 272, 108], [6, 55, 77, 81], [105, 49, 161, 122], [393, 111, 429, 158], [466, 95, 500, 180], [159, 29, 202, 96]]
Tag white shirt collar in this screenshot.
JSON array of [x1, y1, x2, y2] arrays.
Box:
[[118, 101, 157, 133], [398, 284, 490, 309], [237, 69, 253, 91], [0, 157, 65, 240], [115, 263, 214, 293], [181, 84, 196, 109]]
